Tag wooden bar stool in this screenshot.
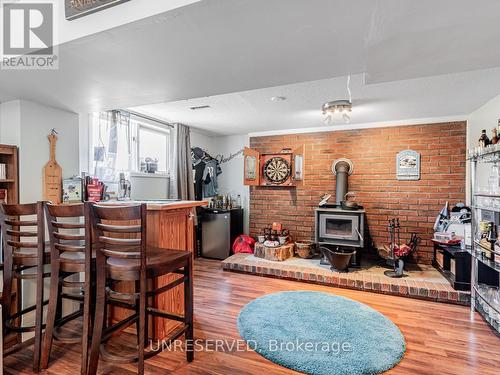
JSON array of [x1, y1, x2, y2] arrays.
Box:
[[0, 202, 49, 372], [40, 203, 93, 375], [86, 203, 194, 375]]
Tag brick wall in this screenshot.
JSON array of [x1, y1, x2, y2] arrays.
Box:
[[249, 121, 466, 264]]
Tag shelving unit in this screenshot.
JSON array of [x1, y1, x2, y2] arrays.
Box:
[[469, 146, 500, 336], [0, 144, 20, 349], [0, 144, 19, 204]]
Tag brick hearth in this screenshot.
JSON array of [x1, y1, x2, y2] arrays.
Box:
[[222, 253, 470, 305]]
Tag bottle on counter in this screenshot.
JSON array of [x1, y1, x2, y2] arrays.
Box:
[[479, 129, 491, 148], [486, 222, 496, 261], [236, 194, 242, 208]]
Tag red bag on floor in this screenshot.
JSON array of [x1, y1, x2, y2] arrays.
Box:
[[233, 235, 255, 254]]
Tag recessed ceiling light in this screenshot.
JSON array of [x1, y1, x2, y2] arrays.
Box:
[[271, 96, 287, 102], [190, 105, 211, 110]]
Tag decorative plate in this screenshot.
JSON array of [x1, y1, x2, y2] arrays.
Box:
[[263, 157, 291, 184]]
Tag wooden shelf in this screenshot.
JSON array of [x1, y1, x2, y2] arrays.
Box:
[[0, 144, 19, 204]]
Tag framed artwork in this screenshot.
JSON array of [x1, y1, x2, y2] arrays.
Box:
[[396, 150, 420, 181]]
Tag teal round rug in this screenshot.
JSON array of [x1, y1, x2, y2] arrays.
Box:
[[237, 291, 405, 375]]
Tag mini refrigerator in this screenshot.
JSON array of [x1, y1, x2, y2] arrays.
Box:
[[201, 208, 243, 260]]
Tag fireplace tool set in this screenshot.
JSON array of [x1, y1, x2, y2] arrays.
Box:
[[383, 218, 420, 278]]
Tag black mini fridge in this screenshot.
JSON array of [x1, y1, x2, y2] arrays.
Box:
[[201, 208, 243, 260]]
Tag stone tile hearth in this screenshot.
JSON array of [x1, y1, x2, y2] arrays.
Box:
[[222, 253, 470, 305]]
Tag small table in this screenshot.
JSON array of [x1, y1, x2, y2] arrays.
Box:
[[254, 243, 295, 261], [432, 240, 471, 291]]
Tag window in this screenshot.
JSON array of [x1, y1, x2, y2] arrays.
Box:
[[89, 112, 171, 182], [138, 124, 169, 173]]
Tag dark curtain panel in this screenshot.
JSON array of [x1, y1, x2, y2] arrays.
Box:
[[171, 123, 195, 200]]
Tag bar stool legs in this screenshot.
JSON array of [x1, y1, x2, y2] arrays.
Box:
[[40, 254, 60, 370], [185, 255, 194, 362], [40, 203, 90, 374], [32, 246, 45, 373], [87, 253, 106, 375]]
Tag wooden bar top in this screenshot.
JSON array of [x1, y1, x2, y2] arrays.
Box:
[[99, 200, 207, 210]]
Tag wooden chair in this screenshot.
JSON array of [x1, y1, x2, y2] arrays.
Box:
[[0, 202, 49, 372], [40, 203, 92, 375], [86, 202, 194, 375]]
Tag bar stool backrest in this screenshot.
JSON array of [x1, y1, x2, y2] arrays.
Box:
[[86, 203, 147, 267], [0, 202, 44, 265], [45, 203, 86, 271]]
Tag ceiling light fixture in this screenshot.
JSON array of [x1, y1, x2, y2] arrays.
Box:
[[322, 75, 352, 124], [271, 96, 287, 102]]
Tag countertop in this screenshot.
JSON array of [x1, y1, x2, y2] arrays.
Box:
[[98, 199, 208, 210]]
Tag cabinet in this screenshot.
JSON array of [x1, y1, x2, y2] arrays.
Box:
[[432, 242, 470, 291], [468, 147, 500, 335], [243, 146, 305, 187]]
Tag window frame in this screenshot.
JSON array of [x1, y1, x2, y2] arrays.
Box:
[[135, 121, 171, 174], [88, 113, 171, 181]]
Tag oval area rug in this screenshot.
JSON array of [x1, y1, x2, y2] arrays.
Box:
[[237, 291, 405, 375]]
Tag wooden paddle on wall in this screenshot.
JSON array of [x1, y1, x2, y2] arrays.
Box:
[[43, 130, 62, 204]]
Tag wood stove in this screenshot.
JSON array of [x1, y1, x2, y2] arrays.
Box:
[[315, 206, 365, 267]]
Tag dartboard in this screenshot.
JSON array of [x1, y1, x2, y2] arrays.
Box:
[[263, 157, 291, 184]]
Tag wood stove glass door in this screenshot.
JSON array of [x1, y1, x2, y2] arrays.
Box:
[[319, 214, 359, 241]]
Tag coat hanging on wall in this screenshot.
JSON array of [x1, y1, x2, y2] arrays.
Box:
[[191, 147, 223, 199]]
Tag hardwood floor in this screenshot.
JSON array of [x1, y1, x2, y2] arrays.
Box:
[[4, 259, 499, 374]]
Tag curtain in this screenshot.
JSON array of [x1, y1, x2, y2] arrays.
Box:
[[170, 123, 195, 200], [93, 110, 131, 182]]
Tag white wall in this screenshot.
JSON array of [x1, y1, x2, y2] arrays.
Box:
[[189, 130, 250, 234], [0, 100, 80, 203], [79, 113, 91, 174], [467, 93, 500, 202], [214, 135, 250, 234], [18, 100, 80, 203], [190, 129, 217, 155], [0, 100, 22, 145]]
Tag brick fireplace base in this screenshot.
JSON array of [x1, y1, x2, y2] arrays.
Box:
[[222, 254, 470, 305]]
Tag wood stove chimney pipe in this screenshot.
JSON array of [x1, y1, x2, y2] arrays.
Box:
[[332, 158, 354, 205]]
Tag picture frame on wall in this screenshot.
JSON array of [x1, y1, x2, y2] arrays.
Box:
[[396, 150, 421, 180]]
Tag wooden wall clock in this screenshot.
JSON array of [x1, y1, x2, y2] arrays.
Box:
[[243, 146, 305, 187]]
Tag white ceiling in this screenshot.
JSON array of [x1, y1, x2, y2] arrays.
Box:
[[131, 68, 500, 135], [1, 0, 500, 134]]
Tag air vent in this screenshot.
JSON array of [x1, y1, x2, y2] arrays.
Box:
[[189, 105, 211, 110]]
